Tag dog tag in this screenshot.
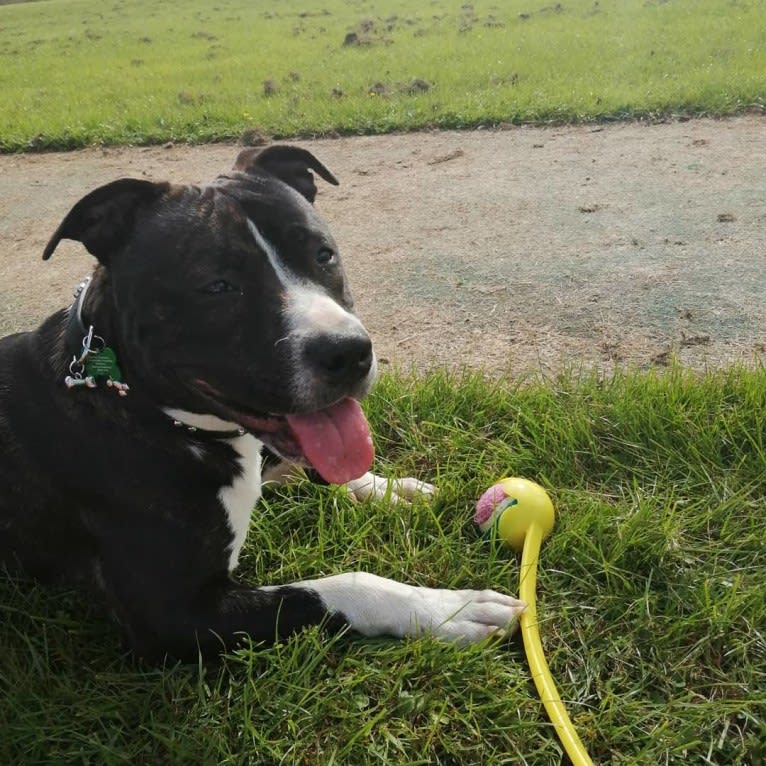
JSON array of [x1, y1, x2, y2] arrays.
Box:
[[64, 319, 129, 396], [85, 347, 119, 379], [83, 346, 129, 395]]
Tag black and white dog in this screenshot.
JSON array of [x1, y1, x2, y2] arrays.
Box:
[[0, 146, 524, 660]]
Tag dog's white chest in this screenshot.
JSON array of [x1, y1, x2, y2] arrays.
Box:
[[217, 434, 263, 571]]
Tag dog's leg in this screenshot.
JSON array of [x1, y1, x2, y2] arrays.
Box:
[[262, 453, 436, 504], [291, 573, 525, 646], [102, 542, 522, 658]]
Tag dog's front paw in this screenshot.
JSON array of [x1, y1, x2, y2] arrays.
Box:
[[409, 587, 526, 646], [346, 471, 437, 504], [303, 573, 525, 646]]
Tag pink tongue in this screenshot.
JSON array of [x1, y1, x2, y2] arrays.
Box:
[[285, 398, 374, 485]]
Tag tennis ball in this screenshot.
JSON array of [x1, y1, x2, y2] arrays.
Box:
[[474, 477, 555, 552]]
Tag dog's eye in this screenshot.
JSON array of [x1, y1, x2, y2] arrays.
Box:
[[316, 248, 336, 266], [201, 279, 238, 295]]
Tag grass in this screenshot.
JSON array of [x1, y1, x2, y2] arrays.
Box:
[[1, 365, 765, 764], [0, 0, 764, 151]]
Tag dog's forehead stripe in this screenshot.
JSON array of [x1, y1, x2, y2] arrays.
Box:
[[246, 217, 360, 335], [247, 218, 291, 286]]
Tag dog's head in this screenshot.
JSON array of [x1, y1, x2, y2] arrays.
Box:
[[43, 146, 376, 483]]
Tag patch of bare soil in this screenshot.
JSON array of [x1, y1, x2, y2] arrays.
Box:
[[1, 116, 764, 375]]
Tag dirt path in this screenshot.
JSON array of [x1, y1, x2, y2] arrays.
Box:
[[1, 116, 764, 374]]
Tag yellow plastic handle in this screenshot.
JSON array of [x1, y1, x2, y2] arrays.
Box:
[[519, 522, 595, 766]]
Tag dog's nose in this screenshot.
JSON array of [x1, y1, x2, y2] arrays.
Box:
[[305, 332, 373, 386]]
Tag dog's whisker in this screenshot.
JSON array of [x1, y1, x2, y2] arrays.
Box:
[[273, 334, 294, 348]]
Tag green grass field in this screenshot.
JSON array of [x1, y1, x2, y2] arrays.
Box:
[[0, 0, 764, 150], [2, 368, 765, 764]]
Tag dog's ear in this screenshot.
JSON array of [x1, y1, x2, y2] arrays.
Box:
[[233, 145, 339, 204], [43, 178, 169, 263]]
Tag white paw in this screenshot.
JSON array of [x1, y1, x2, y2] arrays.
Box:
[[346, 471, 437, 504], [409, 586, 527, 646]]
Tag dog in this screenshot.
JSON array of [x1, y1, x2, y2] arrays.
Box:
[[0, 146, 525, 660]]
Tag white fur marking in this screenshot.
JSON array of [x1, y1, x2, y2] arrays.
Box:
[[216, 434, 264, 571], [289, 288, 363, 335], [295, 572, 526, 645], [246, 218, 362, 337], [246, 217, 377, 403], [163, 409, 261, 569], [164, 408, 241, 433], [247, 219, 291, 286]]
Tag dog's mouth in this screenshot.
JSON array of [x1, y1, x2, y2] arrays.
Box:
[[191, 380, 374, 485]]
